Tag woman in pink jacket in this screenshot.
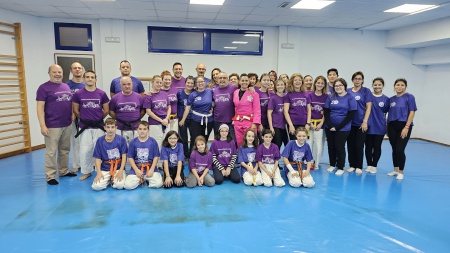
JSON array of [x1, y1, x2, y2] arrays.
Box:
[[233, 73, 261, 148]]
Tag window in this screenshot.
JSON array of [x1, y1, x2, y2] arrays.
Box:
[[148, 26, 263, 56], [54, 23, 93, 51]]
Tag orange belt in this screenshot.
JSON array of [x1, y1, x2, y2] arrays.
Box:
[[290, 161, 303, 178], [169, 114, 177, 120], [136, 162, 152, 184], [232, 114, 253, 122], [106, 158, 122, 184]]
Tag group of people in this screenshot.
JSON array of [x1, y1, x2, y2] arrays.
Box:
[[36, 61, 417, 189]]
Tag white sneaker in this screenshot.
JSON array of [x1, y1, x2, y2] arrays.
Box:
[[355, 168, 362, 174], [387, 171, 398, 176], [365, 166, 372, 172], [335, 169, 344, 176], [347, 167, 355, 173], [327, 166, 335, 172], [396, 173, 404, 180], [368, 167, 377, 174]]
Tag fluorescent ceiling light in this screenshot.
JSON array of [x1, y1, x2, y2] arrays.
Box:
[[244, 34, 260, 37], [232, 41, 248, 44], [81, 0, 115, 2], [224, 47, 237, 49], [190, 0, 225, 5], [291, 0, 335, 10], [384, 4, 437, 13]]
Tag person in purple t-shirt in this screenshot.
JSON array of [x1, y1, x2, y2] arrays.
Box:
[[268, 79, 288, 150], [324, 78, 357, 176], [66, 62, 85, 174], [110, 60, 145, 98], [210, 124, 240, 184], [281, 127, 315, 188], [387, 78, 417, 180], [284, 73, 312, 140], [92, 118, 128, 191], [256, 74, 272, 137], [257, 129, 285, 187], [171, 62, 186, 91], [213, 72, 237, 140], [36, 64, 76, 185], [72, 70, 109, 181], [309, 76, 329, 170], [365, 77, 389, 174], [161, 70, 179, 133], [346, 71, 373, 175], [109, 76, 145, 145], [160, 131, 185, 188], [186, 136, 215, 188], [144, 75, 171, 158]]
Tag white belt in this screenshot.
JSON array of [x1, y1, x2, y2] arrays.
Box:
[[192, 110, 212, 135]]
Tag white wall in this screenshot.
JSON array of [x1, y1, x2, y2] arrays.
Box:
[[1, 7, 445, 146]]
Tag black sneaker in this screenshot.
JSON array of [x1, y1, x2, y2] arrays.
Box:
[[61, 172, 77, 177], [47, 179, 59, 185]]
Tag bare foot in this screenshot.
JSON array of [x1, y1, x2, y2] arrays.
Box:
[[71, 168, 79, 173], [79, 173, 91, 181]]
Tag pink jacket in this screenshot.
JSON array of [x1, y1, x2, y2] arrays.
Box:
[[233, 89, 261, 124]]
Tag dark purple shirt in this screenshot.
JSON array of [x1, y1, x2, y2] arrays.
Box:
[[72, 88, 109, 128], [210, 140, 237, 168], [255, 87, 270, 126], [256, 143, 280, 164], [213, 84, 237, 123], [189, 150, 213, 175], [162, 87, 178, 115], [143, 92, 170, 125], [36, 81, 72, 128], [309, 92, 328, 120], [109, 92, 144, 130], [284, 91, 310, 125], [171, 76, 186, 91], [268, 94, 286, 129]]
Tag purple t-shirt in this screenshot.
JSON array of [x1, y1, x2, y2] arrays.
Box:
[[143, 92, 170, 125], [281, 140, 313, 170], [368, 94, 389, 135], [72, 88, 109, 129], [189, 150, 213, 175], [127, 137, 160, 174], [93, 134, 128, 171], [66, 80, 85, 95], [110, 76, 145, 94], [324, 93, 357, 132], [283, 91, 310, 125], [177, 89, 192, 120], [162, 87, 178, 115], [36, 81, 72, 128], [160, 143, 185, 168], [210, 140, 237, 168], [109, 92, 144, 130], [238, 146, 257, 173], [213, 84, 237, 123], [209, 83, 219, 92], [256, 143, 280, 164], [171, 76, 186, 91], [255, 87, 271, 126], [347, 87, 373, 126], [268, 94, 286, 129], [187, 89, 213, 123], [388, 93, 417, 125], [309, 92, 328, 120]]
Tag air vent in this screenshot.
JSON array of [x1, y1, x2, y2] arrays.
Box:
[[278, 2, 292, 8]]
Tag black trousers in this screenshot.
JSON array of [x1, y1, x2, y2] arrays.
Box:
[[347, 126, 367, 169], [189, 119, 214, 152], [365, 134, 384, 167], [387, 121, 412, 171], [212, 167, 241, 185], [163, 166, 185, 188], [272, 127, 289, 150], [325, 128, 350, 170], [179, 118, 191, 158]]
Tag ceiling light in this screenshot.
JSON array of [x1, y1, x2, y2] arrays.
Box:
[[190, 0, 225, 5], [232, 41, 248, 44], [224, 47, 237, 49], [291, 0, 335, 10], [244, 34, 260, 37], [384, 4, 437, 13]]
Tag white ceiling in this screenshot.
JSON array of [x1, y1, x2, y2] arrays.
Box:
[[0, 0, 449, 30]]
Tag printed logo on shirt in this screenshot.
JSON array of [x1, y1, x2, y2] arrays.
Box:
[[81, 99, 101, 109], [292, 98, 306, 107], [136, 148, 149, 164], [169, 153, 178, 166], [154, 101, 168, 109], [56, 93, 72, 102], [278, 107, 283, 113], [183, 99, 188, 106], [262, 156, 275, 164], [260, 98, 269, 106], [390, 102, 396, 107], [195, 96, 202, 101], [215, 94, 230, 102], [355, 95, 361, 101], [247, 95, 253, 102], [247, 152, 256, 163], [379, 102, 385, 107], [107, 148, 121, 160], [312, 104, 323, 111], [118, 102, 137, 111], [197, 164, 206, 173], [331, 100, 339, 105], [218, 148, 231, 158], [293, 151, 305, 162], [168, 95, 177, 102]]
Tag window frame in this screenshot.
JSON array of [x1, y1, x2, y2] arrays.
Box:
[[54, 22, 93, 51]]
